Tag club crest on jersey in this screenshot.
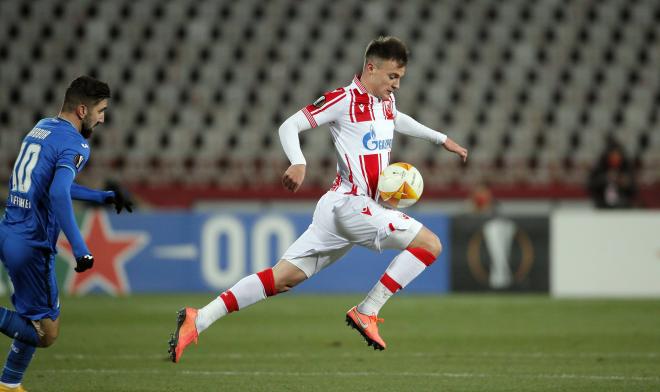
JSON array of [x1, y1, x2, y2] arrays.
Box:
[[74, 154, 84, 169], [362, 125, 393, 151], [383, 100, 394, 119], [312, 95, 326, 108]]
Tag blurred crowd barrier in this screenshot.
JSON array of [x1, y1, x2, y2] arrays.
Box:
[[0, 206, 655, 297]]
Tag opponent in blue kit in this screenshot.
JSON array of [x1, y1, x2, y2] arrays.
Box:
[[0, 76, 133, 391]]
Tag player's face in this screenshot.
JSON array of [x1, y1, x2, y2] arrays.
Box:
[[80, 99, 108, 139], [366, 59, 406, 100]]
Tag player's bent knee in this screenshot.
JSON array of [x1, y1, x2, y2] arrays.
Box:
[[429, 234, 442, 258], [39, 332, 58, 348], [409, 228, 442, 258], [36, 318, 60, 348]]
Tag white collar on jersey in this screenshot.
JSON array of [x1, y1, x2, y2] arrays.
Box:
[[353, 74, 392, 102], [353, 74, 369, 94]]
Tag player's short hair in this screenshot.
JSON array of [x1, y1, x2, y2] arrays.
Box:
[[364, 36, 409, 67], [62, 76, 111, 112]]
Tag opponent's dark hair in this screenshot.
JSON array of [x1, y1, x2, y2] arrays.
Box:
[[364, 36, 409, 67], [62, 76, 111, 112]]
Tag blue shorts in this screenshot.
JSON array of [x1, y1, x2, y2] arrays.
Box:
[[0, 229, 60, 321]]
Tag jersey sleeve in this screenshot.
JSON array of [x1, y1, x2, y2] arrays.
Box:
[[300, 87, 347, 128], [49, 167, 91, 257], [394, 111, 447, 145], [56, 140, 90, 177]]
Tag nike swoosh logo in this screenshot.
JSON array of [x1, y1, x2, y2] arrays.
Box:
[[353, 309, 369, 329]]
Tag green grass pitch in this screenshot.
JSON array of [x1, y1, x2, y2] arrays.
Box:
[[4, 294, 659, 391]]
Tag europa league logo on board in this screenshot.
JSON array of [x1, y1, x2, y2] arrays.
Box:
[[466, 218, 534, 289]]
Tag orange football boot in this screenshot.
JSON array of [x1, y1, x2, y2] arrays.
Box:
[[168, 307, 199, 363], [345, 306, 386, 350]]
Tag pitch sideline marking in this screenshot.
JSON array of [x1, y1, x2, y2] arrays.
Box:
[[34, 368, 660, 382], [53, 351, 660, 361]]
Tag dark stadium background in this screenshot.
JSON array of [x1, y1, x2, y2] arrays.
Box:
[[0, 1, 658, 391]]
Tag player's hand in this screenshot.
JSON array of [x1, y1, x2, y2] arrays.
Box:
[[75, 254, 94, 273], [282, 164, 306, 192], [104, 189, 134, 214], [443, 138, 468, 163]]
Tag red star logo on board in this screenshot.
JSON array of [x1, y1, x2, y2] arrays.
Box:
[[58, 210, 147, 295]]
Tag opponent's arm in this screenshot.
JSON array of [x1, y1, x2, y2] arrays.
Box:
[[49, 167, 94, 272], [70, 183, 134, 213], [395, 111, 468, 162], [278, 110, 314, 192], [70, 182, 113, 203]]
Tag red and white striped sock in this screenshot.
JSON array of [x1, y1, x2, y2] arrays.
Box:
[[195, 268, 277, 333], [357, 248, 436, 316]]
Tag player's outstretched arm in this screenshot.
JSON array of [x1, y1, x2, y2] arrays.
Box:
[[394, 112, 468, 162], [394, 112, 448, 144], [49, 167, 94, 272], [70, 183, 134, 213], [71, 182, 113, 203], [442, 137, 468, 163]]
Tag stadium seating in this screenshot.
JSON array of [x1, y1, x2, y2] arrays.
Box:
[[0, 0, 658, 202]]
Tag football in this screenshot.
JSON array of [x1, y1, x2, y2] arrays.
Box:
[[377, 162, 424, 208]]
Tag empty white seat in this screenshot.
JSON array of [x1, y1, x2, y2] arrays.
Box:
[[0, 0, 656, 193]]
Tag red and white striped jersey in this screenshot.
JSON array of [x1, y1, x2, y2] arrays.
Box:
[[301, 75, 397, 200]]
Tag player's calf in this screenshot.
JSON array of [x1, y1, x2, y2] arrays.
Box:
[[0, 340, 36, 390], [352, 239, 439, 343], [272, 260, 308, 293]]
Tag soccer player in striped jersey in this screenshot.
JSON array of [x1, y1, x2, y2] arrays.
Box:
[[169, 36, 468, 362], [0, 76, 132, 391]]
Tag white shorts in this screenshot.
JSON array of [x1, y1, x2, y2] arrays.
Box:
[[282, 192, 423, 277]]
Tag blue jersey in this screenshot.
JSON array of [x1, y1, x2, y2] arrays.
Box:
[[1, 118, 90, 252]]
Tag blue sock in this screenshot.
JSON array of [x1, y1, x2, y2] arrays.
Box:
[[0, 308, 40, 346], [1, 340, 36, 385]]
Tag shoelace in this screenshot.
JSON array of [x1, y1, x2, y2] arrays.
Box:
[[368, 315, 384, 325]]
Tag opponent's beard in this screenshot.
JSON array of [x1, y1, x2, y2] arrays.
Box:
[[80, 118, 94, 139]]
